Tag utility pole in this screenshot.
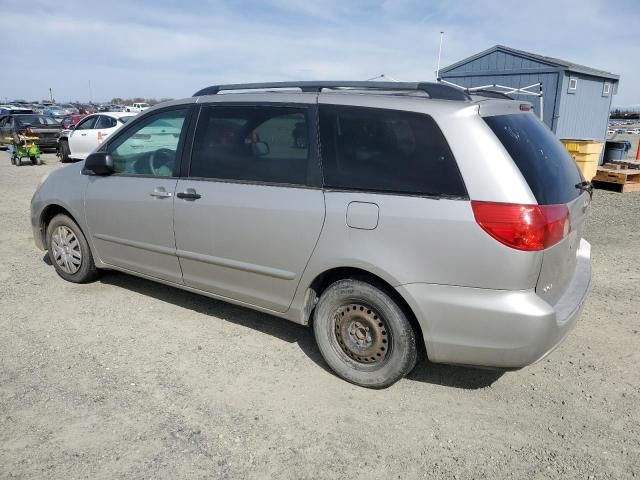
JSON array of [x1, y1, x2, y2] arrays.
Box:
[[49, 87, 54, 103], [436, 31, 444, 80], [88, 80, 93, 103]]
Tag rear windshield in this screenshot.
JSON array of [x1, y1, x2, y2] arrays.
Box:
[[484, 114, 583, 205], [16, 115, 59, 126]]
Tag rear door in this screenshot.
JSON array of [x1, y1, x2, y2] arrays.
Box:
[[483, 112, 589, 304], [94, 115, 120, 145], [173, 101, 325, 312], [68, 115, 98, 159]]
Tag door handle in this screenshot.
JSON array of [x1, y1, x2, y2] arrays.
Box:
[[150, 188, 173, 198], [176, 188, 201, 201], [80, 133, 87, 136]]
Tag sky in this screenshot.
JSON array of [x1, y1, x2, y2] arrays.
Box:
[[1, 0, 639, 105]]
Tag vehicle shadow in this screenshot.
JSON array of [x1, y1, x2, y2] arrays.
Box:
[[98, 270, 504, 390]]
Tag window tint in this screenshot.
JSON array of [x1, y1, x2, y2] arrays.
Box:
[[484, 114, 583, 205], [75, 116, 97, 130], [319, 105, 466, 197], [108, 109, 187, 177], [190, 105, 310, 185], [15, 115, 58, 126], [95, 115, 117, 129]]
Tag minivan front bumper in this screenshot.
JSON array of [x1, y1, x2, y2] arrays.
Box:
[[397, 239, 592, 369]]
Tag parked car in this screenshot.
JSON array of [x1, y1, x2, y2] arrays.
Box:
[[0, 113, 62, 150], [31, 81, 592, 388], [60, 114, 85, 130], [0, 106, 34, 115], [43, 106, 67, 118], [58, 104, 79, 115], [76, 104, 97, 115], [125, 102, 150, 113], [57, 112, 135, 162]]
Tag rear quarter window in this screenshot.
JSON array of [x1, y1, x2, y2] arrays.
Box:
[[484, 113, 583, 205], [319, 105, 467, 197]]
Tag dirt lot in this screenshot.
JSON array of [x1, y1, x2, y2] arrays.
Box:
[[1, 151, 639, 480]]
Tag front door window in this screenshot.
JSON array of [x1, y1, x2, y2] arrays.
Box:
[[108, 109, 188, 177]]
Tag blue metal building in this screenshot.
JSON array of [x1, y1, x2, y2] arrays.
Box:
[[439, 45, 620, 141]]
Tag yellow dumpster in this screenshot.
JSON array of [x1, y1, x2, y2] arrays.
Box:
[[560, 139, 603, 181]]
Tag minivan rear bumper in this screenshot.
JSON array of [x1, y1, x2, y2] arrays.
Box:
[[397, 239, 591, 369]]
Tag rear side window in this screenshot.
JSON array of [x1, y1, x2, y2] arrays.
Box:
[[484, 114, 583, 205], [319, 105, 466, 197], [95, 116, 117, 129], [190, 105, 310, 185]]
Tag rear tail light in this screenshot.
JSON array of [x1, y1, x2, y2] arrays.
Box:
[[471, 201, 570, 251]]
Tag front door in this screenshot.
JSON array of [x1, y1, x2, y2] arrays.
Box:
[[173, 102, 325, 312], [84, 107, 190, 283]]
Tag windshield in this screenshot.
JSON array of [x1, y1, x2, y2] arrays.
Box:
[[484, 114, 583, 205], [16, 115, 59, 126], [119, 116, 133, 124]]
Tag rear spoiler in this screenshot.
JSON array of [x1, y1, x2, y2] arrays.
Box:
[[477, 99, 534, 117]]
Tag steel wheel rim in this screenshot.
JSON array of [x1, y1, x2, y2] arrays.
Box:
[[333, 303, 390, 365], [51, 226, 82, 274]]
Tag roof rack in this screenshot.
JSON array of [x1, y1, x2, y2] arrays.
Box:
[[192, 81, 471, 101]]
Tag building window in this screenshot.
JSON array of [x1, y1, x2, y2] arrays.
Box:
[[602, 82, 611, 96], [568, 77, 578, 93]]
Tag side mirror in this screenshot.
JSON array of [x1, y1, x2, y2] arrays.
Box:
[[82, 152, 114, 176], [253, 141, 270, 157]]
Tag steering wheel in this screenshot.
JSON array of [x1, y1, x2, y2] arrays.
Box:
[[149, 148, 175, 176]]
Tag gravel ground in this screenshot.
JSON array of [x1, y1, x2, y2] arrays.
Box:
[[1, 151, 639, 479]]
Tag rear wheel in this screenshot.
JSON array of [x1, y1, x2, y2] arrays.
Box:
[[46, 214, 100, 283], [313, 279, 417, 388], [59, 140, 71, 163]]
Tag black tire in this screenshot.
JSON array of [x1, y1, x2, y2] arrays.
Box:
[[30, 156, 42, 166], [10, 153, 15, 165], [46, 214, 100, 283], [14, 156, 21, 166], [313, 279, 417, 388], [59, 139, 71, 163]]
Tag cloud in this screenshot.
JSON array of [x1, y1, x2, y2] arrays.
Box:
[[0, 0, 638, 104]]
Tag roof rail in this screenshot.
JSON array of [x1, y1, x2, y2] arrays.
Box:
[[192, 81, 471, 101]]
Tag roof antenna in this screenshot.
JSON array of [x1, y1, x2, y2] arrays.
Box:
[[365, 74, 400, 82], [436, 31, 445, 81]]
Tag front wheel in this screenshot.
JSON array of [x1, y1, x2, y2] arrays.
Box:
[[46, 214, 100, 283], [313, 279, 417, 388]]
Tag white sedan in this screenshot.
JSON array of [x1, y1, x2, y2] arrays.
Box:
[[58, 112, 136, 162]]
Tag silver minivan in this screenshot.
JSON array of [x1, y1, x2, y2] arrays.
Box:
[[31, 81, 592, 388]]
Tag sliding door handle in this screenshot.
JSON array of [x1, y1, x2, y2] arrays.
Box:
[[176, 189, 201, 201]]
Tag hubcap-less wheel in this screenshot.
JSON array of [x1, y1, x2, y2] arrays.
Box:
[[51, 225, 82, 274], [334, 303, 390, 364]]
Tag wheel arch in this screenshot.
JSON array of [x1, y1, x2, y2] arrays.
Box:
[[304, 266, 427, 359], [39, 204, 82, 249]]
